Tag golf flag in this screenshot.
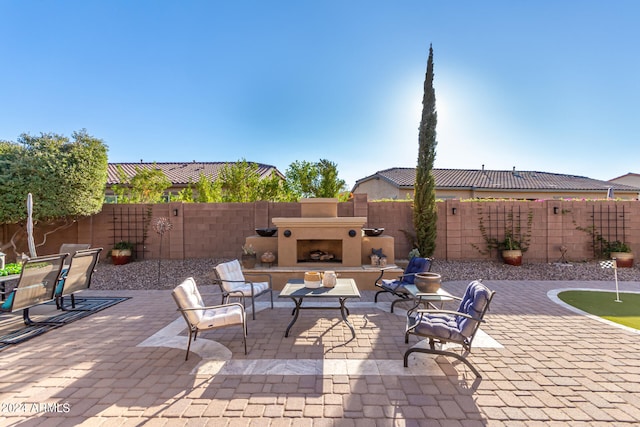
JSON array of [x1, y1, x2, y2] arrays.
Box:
[[600, 259, 622, 302]]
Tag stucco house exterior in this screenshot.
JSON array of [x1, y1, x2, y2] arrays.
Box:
[[106, 161, 284, 201], [352, 167, 640, 200], [609, 173, 640, 189]]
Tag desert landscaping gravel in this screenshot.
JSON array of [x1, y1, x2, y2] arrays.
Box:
[[90, 258, 640, 291]]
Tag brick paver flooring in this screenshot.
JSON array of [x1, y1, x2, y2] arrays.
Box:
[[0, 279, 639, 425]]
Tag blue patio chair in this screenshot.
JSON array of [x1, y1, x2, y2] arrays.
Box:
[[404, 280, 495, 378], [374, 257, 432, 312]]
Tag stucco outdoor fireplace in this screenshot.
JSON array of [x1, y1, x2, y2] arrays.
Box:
[[245, 198, 394, 268]]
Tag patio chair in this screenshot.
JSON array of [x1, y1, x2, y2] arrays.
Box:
[[0, 253, 68, 325], [404, 280, 495, 378], [172, 277, 247, 360], [374, 257, 433, 312], [54, 248, 103, 310], [214, 259, 273, 320]]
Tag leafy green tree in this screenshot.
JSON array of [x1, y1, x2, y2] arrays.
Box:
[[316, 159, 346, 198], [111, 164, 172, 203], [413, 44, 438, 257], [284, 159, 346, 199], [0, 129, 108, 253], [220, 159, 262, 202]]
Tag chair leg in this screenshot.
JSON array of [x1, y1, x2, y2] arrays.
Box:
[[374, 289, 386, 302], [185, 329, 194, 361]]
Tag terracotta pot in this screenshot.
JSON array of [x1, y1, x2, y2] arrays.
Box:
[[414, 272, 442, 293], [241, 254, 256, 269], [611, 252, 634, 268], [111, 249, 131, 265], [502, 249, 522, 266]]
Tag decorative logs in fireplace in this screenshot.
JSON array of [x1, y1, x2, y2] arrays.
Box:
[[309, 250, 335, 261]]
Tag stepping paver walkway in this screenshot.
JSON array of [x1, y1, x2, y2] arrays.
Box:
[[0, 279, 639, 425]]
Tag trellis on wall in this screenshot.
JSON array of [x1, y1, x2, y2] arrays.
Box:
[[588, 204, 628, 258], [109, 205, 152, 260]]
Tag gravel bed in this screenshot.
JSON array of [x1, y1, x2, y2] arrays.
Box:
[[90, 258, 640, 291]]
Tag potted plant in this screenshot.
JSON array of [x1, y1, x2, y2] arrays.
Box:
[[574, 222, 634, 268], [111, 241, 134, 265], [499, 234, 526, 266], [473, 207, 532, 266], [241, 244, 256, 269], [605, 240, 634, 268]]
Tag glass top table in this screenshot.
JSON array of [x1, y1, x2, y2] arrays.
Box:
[[278, 278, 361, 338], [403, 284, 456, 310]]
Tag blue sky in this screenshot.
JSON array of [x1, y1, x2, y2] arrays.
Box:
[[1, 1, 639, 189]]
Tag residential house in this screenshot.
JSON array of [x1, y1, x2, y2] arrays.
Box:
[[106, 161, 284, 201], [609, 173, 640, 189], [352, 167, 640, 200]]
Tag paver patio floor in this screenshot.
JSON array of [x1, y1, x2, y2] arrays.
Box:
[[0, 279, 639, 426]]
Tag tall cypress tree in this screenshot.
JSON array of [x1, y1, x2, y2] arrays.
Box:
[[413, 44, 438, 257]]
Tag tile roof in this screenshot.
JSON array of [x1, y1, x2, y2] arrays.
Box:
[[355, 167, 640, 192], [107, 162, 282, 185]]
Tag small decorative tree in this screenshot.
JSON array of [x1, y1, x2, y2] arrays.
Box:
[[152, 217, 173, 284]]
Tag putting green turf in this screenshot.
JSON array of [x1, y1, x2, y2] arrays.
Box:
[[557, 290, 640, 330]]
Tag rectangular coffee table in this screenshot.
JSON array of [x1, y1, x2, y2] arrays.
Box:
[[278, 278, 361, 338]]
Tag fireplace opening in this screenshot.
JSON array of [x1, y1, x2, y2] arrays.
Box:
[[297, 239, 342, 263]]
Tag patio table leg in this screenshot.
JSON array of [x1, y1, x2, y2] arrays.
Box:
[[284, 297, 302, 337], [339, 297, 356, 338]]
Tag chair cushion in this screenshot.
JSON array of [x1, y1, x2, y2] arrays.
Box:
[[172, 277, 205, 325], [226, 281, 270, 297], [381, 279, 407, 293], [413, 280, 490, 342], [1, 292, 14, 311], [215, 260, 246, 292], [414, 314, 465, 342], [456, 280, 491, 337], [197, 305, 244, 329]]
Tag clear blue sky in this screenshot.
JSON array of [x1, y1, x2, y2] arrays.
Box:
[[2, 1, 639, 189]]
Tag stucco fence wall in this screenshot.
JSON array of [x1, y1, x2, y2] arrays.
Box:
[[2, 197, 637, 264]]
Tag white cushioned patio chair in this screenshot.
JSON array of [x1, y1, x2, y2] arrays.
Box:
[[54, 248, 102, 310], [172, 277, 247, 360], [404, 280, 495, 378], [214, 259, 273, 320]]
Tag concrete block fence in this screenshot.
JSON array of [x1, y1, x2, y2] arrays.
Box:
[[2, 195, 637, 264]]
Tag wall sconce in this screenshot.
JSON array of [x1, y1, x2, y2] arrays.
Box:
[[173, 208, 179, 216], [452, 207, 457, 215], [553, 207, 559, 215]]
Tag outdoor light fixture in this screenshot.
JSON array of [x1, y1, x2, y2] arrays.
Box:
[[284, 230, 292, 237], [452, 207, 457, 215], [0, 251, 4, 270], [553, 207, 559, 215], [173, 208, 179, 216], [348, 229, 357, 237]]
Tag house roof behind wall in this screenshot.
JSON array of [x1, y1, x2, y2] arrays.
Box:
[[107, 162, 283, 185], [354, 167, 640, 192]]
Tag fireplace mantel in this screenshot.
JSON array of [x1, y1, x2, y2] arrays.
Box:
[[272, 217, 367, 228]]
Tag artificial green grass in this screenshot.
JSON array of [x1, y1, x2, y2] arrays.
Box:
[[558, 290, 640, 330]]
